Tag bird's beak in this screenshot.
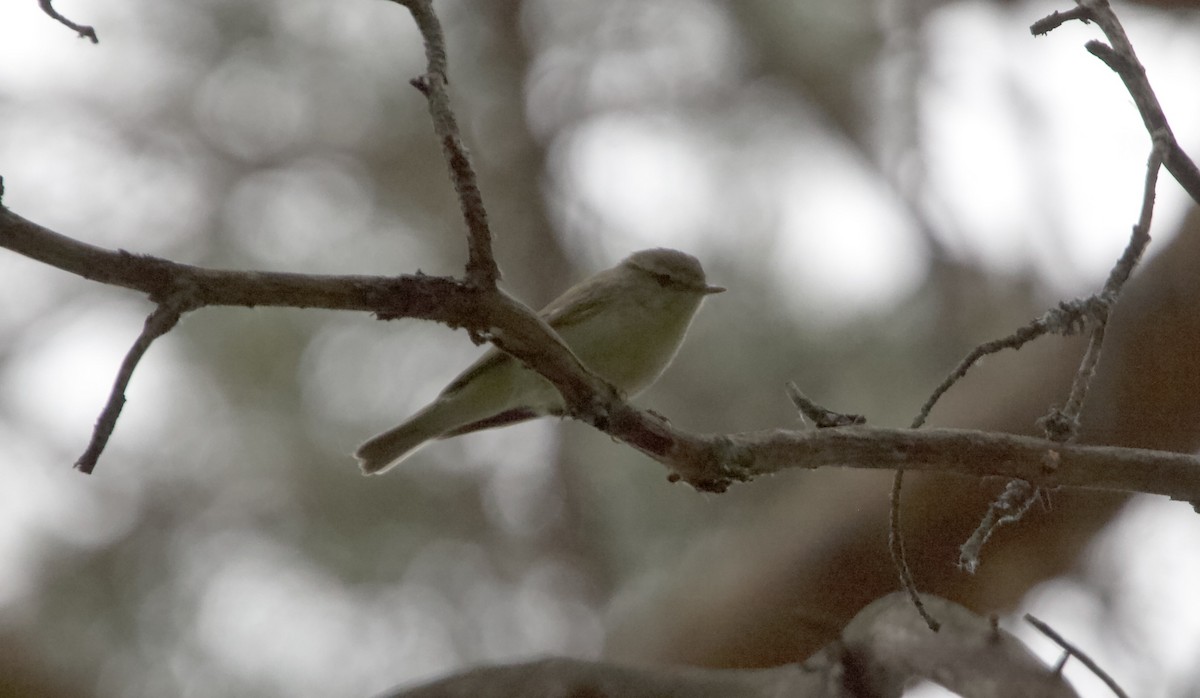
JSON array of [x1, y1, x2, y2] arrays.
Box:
[[703, 284, 726, 295]]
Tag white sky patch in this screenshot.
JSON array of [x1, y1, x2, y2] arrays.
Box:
[[0, 2, 97, 94], [0, 108, 212, 256], [774, 155, 927, 321], [0, 428, 143, 609], [224, 156, 375, 269], [563, 114, 716, 258], [563, 115, 926, 321], [189, 530, 463, 696]]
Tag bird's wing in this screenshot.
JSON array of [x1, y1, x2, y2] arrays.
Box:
[[442, 270, 613, 397], [441, 348, 509, 397], [540, 272, 611, 330]]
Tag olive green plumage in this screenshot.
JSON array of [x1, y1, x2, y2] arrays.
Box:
[[355, 248, 723, 474]]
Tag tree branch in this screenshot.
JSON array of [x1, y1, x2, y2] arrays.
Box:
[[901, 13, 1176, 580], [0, 203, 606, 471], [949, 110, 1167, 573], [390, 0, 499, 290], [1025, 614, 1130, 698], [6, 0, 1200, 504], [37, 0, 98, 43], [1032, 0, 1200, 205], [75, 298, 189, 473], [5, 206, 1200, 498]]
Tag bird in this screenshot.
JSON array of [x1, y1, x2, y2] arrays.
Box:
[[355, 248, 724, 475]]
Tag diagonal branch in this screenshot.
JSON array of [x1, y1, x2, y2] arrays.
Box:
[[1033, 0, 1200, 204], [1026, 614, 1129, 698], [387, 594, 1081, 698], [75, 298, 190, 473], [37, 0, 98, 43], [0, 203, 601, 471]]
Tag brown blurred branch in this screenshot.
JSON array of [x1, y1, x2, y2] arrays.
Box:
[[386, 594, 1078, 698]]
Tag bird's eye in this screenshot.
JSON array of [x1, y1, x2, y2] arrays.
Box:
[[651, 272, 672, 287]]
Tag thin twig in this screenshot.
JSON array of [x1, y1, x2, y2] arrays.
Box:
[[958, 480, 1041, 573], [1038, 138, 1162, 444], [37, 0, 98, 43], [1053, 326, 1105, 433], [1025, 614, 1130, 698], [75, 296, 192, 473], [1030, 7, 1093, 36], [391, 0, 499, 290], [909, 113, 1169, 577], [1101, 137, 1165, 297], [1032, 0, 1200, 204], [910, 318, 1059, 430], [889, 470, 939, 631], [955, 138, 1164, 565], [893, 308, 1065, 618], [900, 10, 1177, 600], [786, 382, 865, 428]]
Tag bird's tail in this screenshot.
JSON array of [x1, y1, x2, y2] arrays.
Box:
[[355, 402, 463, 475]]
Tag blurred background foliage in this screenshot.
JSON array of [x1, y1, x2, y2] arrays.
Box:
[[3, 0, 1200, 696]]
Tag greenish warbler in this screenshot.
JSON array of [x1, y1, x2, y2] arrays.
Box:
[[355, 248, 724, 474]]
